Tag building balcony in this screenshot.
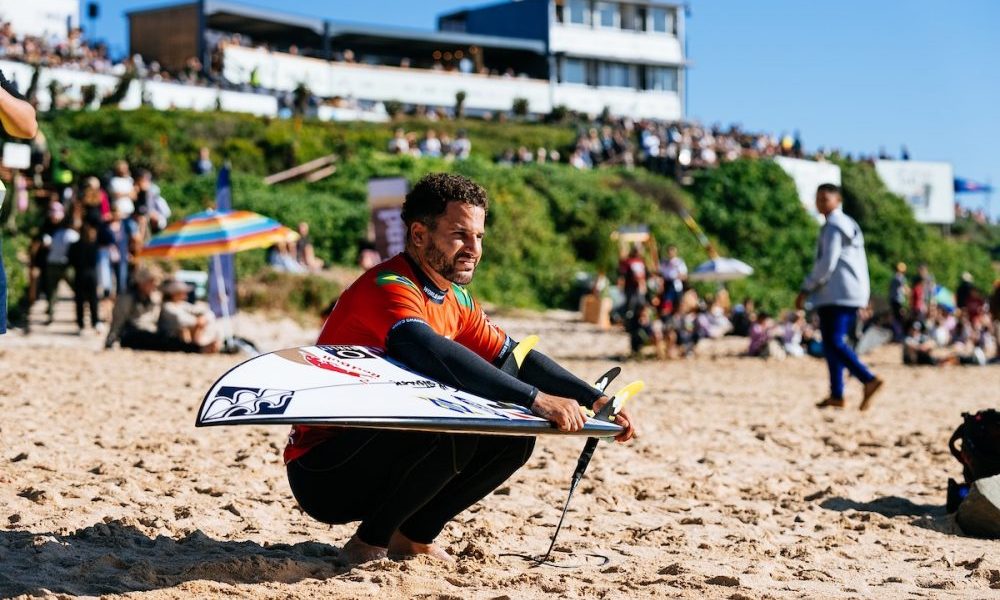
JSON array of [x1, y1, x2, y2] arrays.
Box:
[[223, 45, 681, 120], [549, 22, 683, 64]]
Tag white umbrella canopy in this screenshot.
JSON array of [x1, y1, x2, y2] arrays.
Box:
[[688, 257, 754, 282]]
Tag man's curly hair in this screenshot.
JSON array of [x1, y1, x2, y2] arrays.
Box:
[[401, 173, 488, 237]]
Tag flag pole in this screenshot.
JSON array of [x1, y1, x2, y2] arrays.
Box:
[[213, 252, 234, 348]]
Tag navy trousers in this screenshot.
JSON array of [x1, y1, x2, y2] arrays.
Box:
[[818, 305, 875, 398]]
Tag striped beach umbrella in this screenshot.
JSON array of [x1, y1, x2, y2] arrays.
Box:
[[140, 209, 297, 259]]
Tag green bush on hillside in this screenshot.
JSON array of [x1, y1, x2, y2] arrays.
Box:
[[691, 159, 818, 310], [16, 108, 994, 316], [836, 160, 995, 297]]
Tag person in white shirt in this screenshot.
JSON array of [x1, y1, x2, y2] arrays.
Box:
[[420, 130, 442, 158], [658, 245, 687, 311]]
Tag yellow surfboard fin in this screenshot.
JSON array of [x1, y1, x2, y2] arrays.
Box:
[[513, 334, 540, 368], [593, 380, 644, 421]]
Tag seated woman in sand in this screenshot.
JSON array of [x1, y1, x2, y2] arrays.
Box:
[[157, 278, 221, 353]]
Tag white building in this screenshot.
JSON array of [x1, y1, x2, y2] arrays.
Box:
[[441, 0, 685, 119], [128, 0, 687, 121]]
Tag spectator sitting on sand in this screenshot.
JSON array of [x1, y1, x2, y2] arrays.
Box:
[[295, 222, 323, 272], [747, 312, 773, 357], [105, 265, 164, 349], [268, 242, 306, 273], [158, 278, 220, 353], [782, 311, 806, 357]]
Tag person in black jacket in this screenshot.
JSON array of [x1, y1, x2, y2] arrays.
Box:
[[68, 221, 102, 333]]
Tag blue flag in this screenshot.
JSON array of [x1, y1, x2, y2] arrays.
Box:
[[954, 178, 993, 193], [208, 166, 237, 318]]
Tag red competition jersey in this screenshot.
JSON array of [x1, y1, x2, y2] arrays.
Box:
[[284, 253, 510, 463]]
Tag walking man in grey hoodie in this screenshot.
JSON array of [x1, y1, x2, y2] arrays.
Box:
[[796, 184, 884, 410]]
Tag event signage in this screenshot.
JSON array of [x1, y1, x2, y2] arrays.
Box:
[[874, 160, 955, 224], [773, 157, 842, 221], [367, 177, 409, 261]]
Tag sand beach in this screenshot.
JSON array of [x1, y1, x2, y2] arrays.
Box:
[[1, 309, 999, 599]]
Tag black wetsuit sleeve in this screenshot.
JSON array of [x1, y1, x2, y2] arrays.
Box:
[[386, 319, 539, 407], [518, 350, 605, 409]]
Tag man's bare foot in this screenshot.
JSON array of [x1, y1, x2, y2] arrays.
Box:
[[387, 531, 455, 564], [341, 534, 387, 564]]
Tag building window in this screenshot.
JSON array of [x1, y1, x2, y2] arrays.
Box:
[[648, 7, 675, 34], [595, 2, 618, 28], [562, 57, 587, 84], [621, 5, 643, 31], [645, 66, 678, 91], [567, 0, 590, 25], [597, 61, 637, 88]]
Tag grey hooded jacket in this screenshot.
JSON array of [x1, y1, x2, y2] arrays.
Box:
[[801, 208, 870, 308]]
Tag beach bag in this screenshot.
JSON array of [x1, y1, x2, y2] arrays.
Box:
[[949, 409, 1000, 484]]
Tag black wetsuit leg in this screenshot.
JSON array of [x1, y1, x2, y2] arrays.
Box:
[[397, 433, 535, 544], [286, 429, 534, 547]]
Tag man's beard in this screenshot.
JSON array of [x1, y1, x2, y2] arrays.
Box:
[[425, 242, 476, 285]]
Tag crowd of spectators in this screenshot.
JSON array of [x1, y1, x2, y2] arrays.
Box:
[[885, 263, 998, 367], [267, 222, 324, 274], [6, 18, 955, 192], [0, 21, 210, 86], [594, 243, 999, 368], [10, 144, 331, 351], [24, 158, 173, 335], [387, 127, 472, 160]]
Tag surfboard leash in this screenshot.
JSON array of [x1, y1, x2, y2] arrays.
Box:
[[499, 366, 620, 570], [532, 370, 646, 567]]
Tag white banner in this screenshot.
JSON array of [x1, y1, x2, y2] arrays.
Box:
[[773, 157, 842, 220], [874, 160, 955, 224]]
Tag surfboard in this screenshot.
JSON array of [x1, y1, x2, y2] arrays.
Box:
[[196, 344, 624, 437]]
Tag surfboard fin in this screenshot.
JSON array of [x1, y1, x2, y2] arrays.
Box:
[[512, 334, 540, 368], [592, 366, 621, 394], [594, 380, 644, 421]]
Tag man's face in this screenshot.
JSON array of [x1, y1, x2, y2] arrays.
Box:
[[815, 190, 840, 216], [413, 202, 486, 285]]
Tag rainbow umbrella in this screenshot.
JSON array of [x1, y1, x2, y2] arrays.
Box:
[[140, 209, 298, 352], [140, 209, 297, 259]]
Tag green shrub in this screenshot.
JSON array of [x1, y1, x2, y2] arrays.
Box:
[[2, 235, 28, 323], [25, 108, 995, 314], [690, 159, 818, 311], [836, 160, 995, 297]]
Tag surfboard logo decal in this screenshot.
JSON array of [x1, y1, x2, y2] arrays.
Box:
[[318, 346, 381, 360], [376, 272, 418, 291], [203, 386, 294, 421]]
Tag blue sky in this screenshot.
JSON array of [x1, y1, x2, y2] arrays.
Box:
[[84, 0, 999, 217]]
